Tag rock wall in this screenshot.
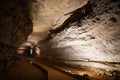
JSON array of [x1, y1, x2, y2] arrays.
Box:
[[28, 0, 88, 43], [40, 0, 120, 62], [0, 0, 33, 71]]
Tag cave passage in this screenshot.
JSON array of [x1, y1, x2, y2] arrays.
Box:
[[0, 0, 120, 80]]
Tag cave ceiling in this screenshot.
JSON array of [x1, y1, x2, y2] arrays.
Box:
[[27, 0, 88, 45]]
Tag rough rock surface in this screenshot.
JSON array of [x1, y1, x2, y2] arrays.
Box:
[[28, 0, 88, 43], [0, 0, 33, 71], [39, 0, 120, 74]]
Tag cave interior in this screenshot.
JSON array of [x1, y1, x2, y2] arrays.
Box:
[[0, 0, 120, 80]]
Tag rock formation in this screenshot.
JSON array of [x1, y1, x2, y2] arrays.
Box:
[[0, 0, 33, 71], [39, 0, 120, 78]]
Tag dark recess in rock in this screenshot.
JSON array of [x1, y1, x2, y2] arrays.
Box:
[[95, 17, 100, 21], [114, 11, 120, 15], [105, 10, 110, 13], [108, 7, 113, 10], [92, 20, 96, 22], [111, 0, 120, 2], [118, 4, 120, 9], [109, 17, 117, 23]]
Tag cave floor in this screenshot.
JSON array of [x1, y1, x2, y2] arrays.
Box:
[[0, 56, 77, 80], [0, 58, 47, 80], [26, 57, 76, 80], [27, 57, 120, 80], [0, 56, 120, 80]]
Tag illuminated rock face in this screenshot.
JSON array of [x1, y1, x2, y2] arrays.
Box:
[[40, 0, 120, 62], [28, 0, 88, 43], [0, 0, 33, 71]]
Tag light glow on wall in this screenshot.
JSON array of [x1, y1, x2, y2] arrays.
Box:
[[35, 46, 41, 56]]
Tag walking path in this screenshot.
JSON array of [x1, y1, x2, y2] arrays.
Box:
[[28, 58, 76, 80]]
